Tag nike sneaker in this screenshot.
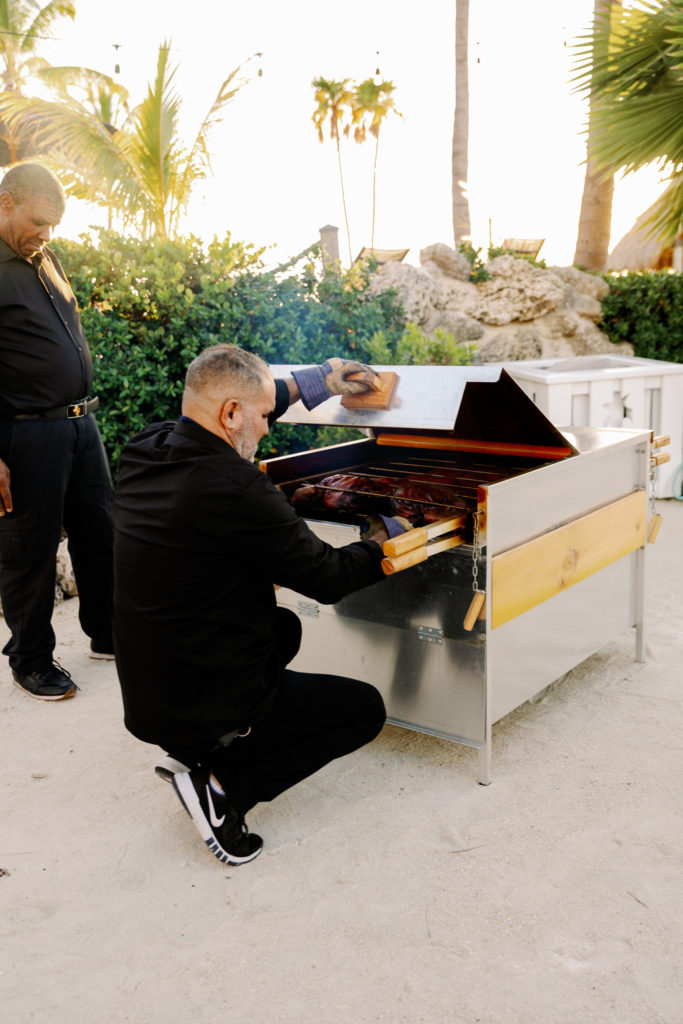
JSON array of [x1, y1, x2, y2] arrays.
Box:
[[172, 767, 263, 865], [154, 755, 191, 783], [12, 661, 78, 701]]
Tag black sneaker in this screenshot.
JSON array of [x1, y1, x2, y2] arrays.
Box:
[[12, 661, 78, 701], [172, 768, 263, 865]]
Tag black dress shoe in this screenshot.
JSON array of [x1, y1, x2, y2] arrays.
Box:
[[12, 661, 78, 701]]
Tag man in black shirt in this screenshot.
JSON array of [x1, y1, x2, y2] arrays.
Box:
[[0, 164, 114, 701], [114, 344, 407, 865]]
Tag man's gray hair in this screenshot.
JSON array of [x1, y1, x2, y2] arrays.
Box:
[[0, 163, 66, 212], [185, 344, 270, 398]]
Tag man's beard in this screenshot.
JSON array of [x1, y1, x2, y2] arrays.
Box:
[[234, 429, 258, 462]]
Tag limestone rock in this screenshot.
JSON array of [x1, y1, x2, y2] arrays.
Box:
[[419, 243, 471, 282], [367, 246, 631, 362], [470, 255, 566, 325], [549, 265, 610, 302], [570, 291, 603, 323], [367, 262, 438, 324], [475, 326, 544, 363], [426, 309, 484, 341]]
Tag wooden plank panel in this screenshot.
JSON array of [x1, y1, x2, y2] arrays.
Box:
[[491, 490, 646, 628]]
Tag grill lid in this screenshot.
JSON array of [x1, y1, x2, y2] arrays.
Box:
[[268, 364, 578, 455]]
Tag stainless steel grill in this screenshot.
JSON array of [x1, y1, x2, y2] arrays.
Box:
[[262, 365, 653, 783]]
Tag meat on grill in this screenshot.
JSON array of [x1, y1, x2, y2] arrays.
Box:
[[390, 482, 457, 522], [290, 473, 395, 511], [289, 472, 462, 523]]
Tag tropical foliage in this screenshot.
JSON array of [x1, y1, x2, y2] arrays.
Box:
[[351, 77, 401, 249], [0, 41, 252, 237], [0, 0, 77, 163], [312, 73, 401, 261], [311, 76, 355, 263], [572, 0, 683, 241], [50, 232, 408, 472], [600, 270, 683, 362]]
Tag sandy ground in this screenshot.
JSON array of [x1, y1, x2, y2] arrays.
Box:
[[1, 498, 682, 1024]]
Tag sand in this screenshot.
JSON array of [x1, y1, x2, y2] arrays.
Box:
[[1, 498, 681, 1024]]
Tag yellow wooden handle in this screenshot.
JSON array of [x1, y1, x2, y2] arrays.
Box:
[[651, 451, 671, 467], [652, 434, 670, 448], [463, 591, 486, 631], [383, 515, 466, 557], [382, 533, 465, 575], [382, 546, 428, 575]]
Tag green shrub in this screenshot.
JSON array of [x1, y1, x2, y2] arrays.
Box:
[[599, 271, 683, 362], [52, 231, 407, 474], [364, 321, 474, 366]]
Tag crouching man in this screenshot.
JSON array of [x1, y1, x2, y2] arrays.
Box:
[[113, 345, 407, 865]]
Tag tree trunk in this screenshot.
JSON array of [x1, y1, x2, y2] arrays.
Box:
[[452, 0, 471, 243], [573, 0, 622, 271]]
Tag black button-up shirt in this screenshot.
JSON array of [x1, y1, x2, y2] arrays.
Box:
[[0, 238, 93, 417], [113, 390, 385, 750]]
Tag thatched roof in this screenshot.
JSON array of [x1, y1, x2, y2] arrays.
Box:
[[607, 192, 675, 272]]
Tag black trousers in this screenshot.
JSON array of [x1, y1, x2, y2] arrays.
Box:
[[170, 609, 387, 814], [0, 415, 114, 673]]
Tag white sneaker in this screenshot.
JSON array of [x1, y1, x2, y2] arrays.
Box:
[[154, 755, 191, 783]]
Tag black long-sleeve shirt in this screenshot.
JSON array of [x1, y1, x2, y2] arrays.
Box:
[[113, 382, 385, 749], [0, 239, 93, 417]]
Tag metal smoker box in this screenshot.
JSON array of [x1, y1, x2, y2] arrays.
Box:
[[261, 365, 651, 783]]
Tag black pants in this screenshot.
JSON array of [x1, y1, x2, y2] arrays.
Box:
[[170, 610, 387, 814], [0, 416, 114, 673]]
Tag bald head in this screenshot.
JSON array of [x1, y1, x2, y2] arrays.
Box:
[[183, 344, 276, 459]]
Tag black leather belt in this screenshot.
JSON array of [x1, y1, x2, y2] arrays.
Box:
[[12, 397, 100, 421]]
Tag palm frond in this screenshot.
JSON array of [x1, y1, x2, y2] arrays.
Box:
[[22, 1, 76, 53], [171, 61, 250, 234]]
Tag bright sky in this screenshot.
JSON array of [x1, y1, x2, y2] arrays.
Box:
[[42, 0, 667, 268]]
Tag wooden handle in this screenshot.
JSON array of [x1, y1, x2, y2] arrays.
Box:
[[345, 370, 382, 391], [383, 515, 466, 557], [652, 434, 670, 449], [382, 546, 428, 575], [647, 512, 663, 544], [463, 591, 486, 631], [651, 451, 671, 467], [382, 533, 465, 575]]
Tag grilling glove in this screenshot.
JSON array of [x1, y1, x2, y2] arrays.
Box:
[[292, 358, 379, 410], [361, 514, 412, 543]]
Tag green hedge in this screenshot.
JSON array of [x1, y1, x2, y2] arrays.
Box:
[[52, 230, 408, 473], [600, 271, 683, 362]]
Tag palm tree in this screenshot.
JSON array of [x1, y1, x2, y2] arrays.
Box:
[[0, 41, 252, 238], [572, 0, 683, 243], [452, 0, 470, 243], [573, 0, 622, 272], [0, 0, 76, 163], [312, 76, 355, 263], [352, 76, 401, 250]]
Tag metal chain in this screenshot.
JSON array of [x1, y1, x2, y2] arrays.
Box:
[[471, 509, 481, 593]]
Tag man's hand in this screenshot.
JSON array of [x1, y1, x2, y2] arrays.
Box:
[[322, 358, 379, 397], [0, 458, 12, 516], [291, 358, 380, 410], [361, 514, 413, 547]]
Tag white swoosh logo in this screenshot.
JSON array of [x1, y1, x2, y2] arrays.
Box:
[[206, 786, 226, 827]]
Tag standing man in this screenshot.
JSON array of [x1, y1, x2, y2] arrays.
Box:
[[0, 163, 114, 701], [113, 345, 407, 865]]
